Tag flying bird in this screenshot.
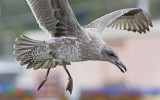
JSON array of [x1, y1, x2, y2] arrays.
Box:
[[13, 0, 152, 94]]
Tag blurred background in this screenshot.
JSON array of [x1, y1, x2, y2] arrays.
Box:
[[0, 0, 160, 100]]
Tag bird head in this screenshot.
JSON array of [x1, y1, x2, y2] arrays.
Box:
[[101, 44, 127, 73]]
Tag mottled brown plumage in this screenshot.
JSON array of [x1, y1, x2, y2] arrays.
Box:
[[13, 0, 152, 94]]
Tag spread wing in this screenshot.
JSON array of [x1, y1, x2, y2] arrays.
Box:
[[85, 8, 153, 34], [26, 0, 81, 37]]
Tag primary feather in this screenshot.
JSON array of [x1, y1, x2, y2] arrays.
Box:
[[85, 8, 152, 34]]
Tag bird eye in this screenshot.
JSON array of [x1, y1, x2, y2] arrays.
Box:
[[109, 53, 114, 56], [108, 53, 115, 57]]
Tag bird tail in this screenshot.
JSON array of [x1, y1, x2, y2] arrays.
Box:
[[13, 35, 56, 70]]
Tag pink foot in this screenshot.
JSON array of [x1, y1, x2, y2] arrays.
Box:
[[66, 77, 73, 94]]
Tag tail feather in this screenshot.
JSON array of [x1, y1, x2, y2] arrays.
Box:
[[13, 35, 57, 70], [18, 35, 42, 43], [34, 62, 44, 70], [14, 47, 33, 54], [16, 52, 30, 61], [14, 35, 43, 54]]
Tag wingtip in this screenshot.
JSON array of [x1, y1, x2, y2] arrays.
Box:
[[13, 50, 16, 55], [150, 23, 153, 27]]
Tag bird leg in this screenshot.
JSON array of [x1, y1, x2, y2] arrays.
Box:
[[63, 62, 73, 94], [37, 68, 50, 91]]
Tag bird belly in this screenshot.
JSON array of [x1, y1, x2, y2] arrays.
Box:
[[48, 37, 82, 63], [56, 46, 82, 62]]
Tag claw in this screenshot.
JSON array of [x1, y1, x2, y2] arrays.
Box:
[[66, 78, 73, 94]]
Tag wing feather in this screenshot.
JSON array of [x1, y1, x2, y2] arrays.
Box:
[[27, 0, 58, 36], [85, 8, 152, 34], [119, 20, 123, 30], [26, 0, 81, 37]]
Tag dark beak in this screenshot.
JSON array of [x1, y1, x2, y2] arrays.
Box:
[[115, 61, 127, 73]]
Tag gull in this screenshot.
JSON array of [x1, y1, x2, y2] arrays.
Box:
[[13, 0, 152, 94]]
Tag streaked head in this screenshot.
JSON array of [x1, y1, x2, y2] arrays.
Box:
[[101, 44, 127, 73]]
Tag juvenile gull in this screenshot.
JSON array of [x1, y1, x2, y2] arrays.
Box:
[[13, 0, 153, 94]]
